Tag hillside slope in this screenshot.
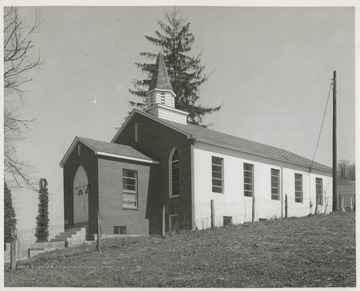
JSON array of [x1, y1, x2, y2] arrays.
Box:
[[5, 212, 355, 288]]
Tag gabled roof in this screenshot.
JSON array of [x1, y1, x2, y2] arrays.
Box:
[[112, 109, 331, 173], [148, 52, 174, 92], [59, 136, 158, 167], [160, 119, 332, 173]]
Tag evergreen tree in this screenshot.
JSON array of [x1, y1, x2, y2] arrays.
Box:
[[35, 178, 49, 242], [4, 182, 17, 243], [129, 7, 221, 126]]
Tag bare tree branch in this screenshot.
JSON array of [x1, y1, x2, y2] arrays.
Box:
[[3, 7, 42, 190]]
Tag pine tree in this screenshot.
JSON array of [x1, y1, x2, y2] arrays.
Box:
[[35, 178, 49, 242], [129, 7, 221, 126], [4, 182, 17, 243]]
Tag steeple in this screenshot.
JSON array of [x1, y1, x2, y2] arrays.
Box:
[[148, 52, 174, 92], [145, 52, 188, 125], [146, 52, 176, 108]]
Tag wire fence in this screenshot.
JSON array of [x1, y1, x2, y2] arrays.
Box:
[[131, 192, 355, 235], [5, 224, 65, 262]]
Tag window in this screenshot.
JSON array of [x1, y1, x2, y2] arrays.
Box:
[[271, 169, 280, 200], [212, 156, 223, 193], [244, 163, 254, 197], [316, 178, 323, 206], [113, 226, 127, 235], [77, 144, 81, 156], [134, 123, 139, 143], [295, 173, 303, 203], [122, 169, 138, 209], [169, 148, 180, 197]]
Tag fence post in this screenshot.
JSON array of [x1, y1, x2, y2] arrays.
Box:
[[353, 194, 356, 211], [350, 197, 353, 212], [339, 193, 342, 212], [341, 197, 345, 213], [10, 226, 16, 271], [162, 205, 166, 238], [285, 194, 288, 218], [252, 196, 255, 222], [210, 199, 215, 229], [97, 210, 101, 251], [315, 193, 319, 214]]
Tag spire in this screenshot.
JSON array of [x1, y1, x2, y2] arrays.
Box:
[[146, 52, 176, 108], [145, 52, 188, 124], [149, 52, 174, 92]]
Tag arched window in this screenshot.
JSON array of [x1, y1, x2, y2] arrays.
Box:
[[169, 147, 180, 197]]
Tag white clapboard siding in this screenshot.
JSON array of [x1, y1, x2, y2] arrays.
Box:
[[193, 141, 333, 229]]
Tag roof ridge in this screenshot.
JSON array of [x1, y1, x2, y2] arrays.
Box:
[[162, 119, 331, 171]]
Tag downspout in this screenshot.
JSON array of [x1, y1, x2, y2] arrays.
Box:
[[189, 137, 197, 230], [280, 166, 284, 218]]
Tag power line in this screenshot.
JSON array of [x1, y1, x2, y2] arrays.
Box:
[[309, 81, 333, 171]]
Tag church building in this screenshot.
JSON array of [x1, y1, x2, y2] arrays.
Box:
[[60, 53, 333, 239]]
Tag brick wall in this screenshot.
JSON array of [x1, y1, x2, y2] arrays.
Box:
[[113, 113, 193, 233], [63, 141, 99, 240], [98, 157, 156, 235]]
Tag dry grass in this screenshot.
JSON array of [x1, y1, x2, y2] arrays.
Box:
[[4, 212, 355, 287]]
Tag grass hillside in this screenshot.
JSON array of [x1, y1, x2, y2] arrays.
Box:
[[4, 212, 355, 288]]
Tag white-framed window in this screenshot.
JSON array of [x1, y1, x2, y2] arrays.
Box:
[[316, 177, 323, 206], [271, 169, 280, 200], [295, 173, 303, 203], [169, 147, 180, 197], [122, 169, 138, 209], [212, 156, 224, 193], [244, 163, 254, 197], [134, 123, 139, 143]]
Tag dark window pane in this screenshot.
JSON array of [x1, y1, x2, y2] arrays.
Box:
[[271, 187, 279, 194], [271, 194, 279, 200], [244, 171, 253, 178], [212, 178, 223, 186], [123, 170, 136, 178], [244, 177, 252, 184], [172, 150, 179, 161], [212, 186, 223, 193], [271, 181, 279, 188], [271, 169, 279, 176], [212, 165, 222, 173], [212, 156, 223, 165], [212, 171, 222, 179], [244, 190, 253, 197], [244, 184, 253, 191], [244, 164, 253, 171]]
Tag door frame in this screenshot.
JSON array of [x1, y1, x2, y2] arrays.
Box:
[[73, 165, 89, 224]]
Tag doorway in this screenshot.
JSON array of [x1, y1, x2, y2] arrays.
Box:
[[73, 165, 89, 224]]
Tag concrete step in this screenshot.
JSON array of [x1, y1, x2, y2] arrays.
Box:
[[51, 228, 82, 242], [30, 241, 66, 250]]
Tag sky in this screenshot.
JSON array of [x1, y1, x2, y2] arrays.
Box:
[[2, 4, 356, 231]]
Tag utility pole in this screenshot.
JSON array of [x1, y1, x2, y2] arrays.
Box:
[[332, 70, 337, 211]]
